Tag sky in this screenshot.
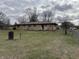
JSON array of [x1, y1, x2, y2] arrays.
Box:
[[0, 0, 79, 25]]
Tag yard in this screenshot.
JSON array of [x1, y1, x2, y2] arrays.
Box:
[[0, 30, 79, 59]]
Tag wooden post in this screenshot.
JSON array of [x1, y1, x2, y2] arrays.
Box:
[[41, 25, 44, 31]]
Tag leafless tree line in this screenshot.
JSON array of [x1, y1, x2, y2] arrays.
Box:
[[0, 11, 10, 29], [0, 12, 10, 25], [18, 7, 54, 24]]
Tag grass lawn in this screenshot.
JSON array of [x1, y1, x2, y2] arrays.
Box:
[[0, 30, 79, 59]]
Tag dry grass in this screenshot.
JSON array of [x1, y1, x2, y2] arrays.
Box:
[[0, 30, 78, 59]]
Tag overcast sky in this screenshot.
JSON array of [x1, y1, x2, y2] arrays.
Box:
[[0, 0, 79, 25]]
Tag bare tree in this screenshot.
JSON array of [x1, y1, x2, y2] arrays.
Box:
[[0, 11, 10, 25], [25, 8, 33, 21], [42, 10, 53, 22], [30, 9, 38, 22], [0, 11, 10, 29], [18, 16, 27, 24], [25, 7, 38, 22], [18, 7, 38, 24]]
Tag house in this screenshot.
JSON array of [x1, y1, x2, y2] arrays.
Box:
[[13, 22, 58, 31]]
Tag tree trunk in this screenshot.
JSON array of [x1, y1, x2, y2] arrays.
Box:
[[65, 29, 67, 35]]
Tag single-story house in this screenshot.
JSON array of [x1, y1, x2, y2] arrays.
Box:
[[13, 22, 58, 31]]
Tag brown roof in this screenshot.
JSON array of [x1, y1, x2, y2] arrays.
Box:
[[15, 22, 58, 26]]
